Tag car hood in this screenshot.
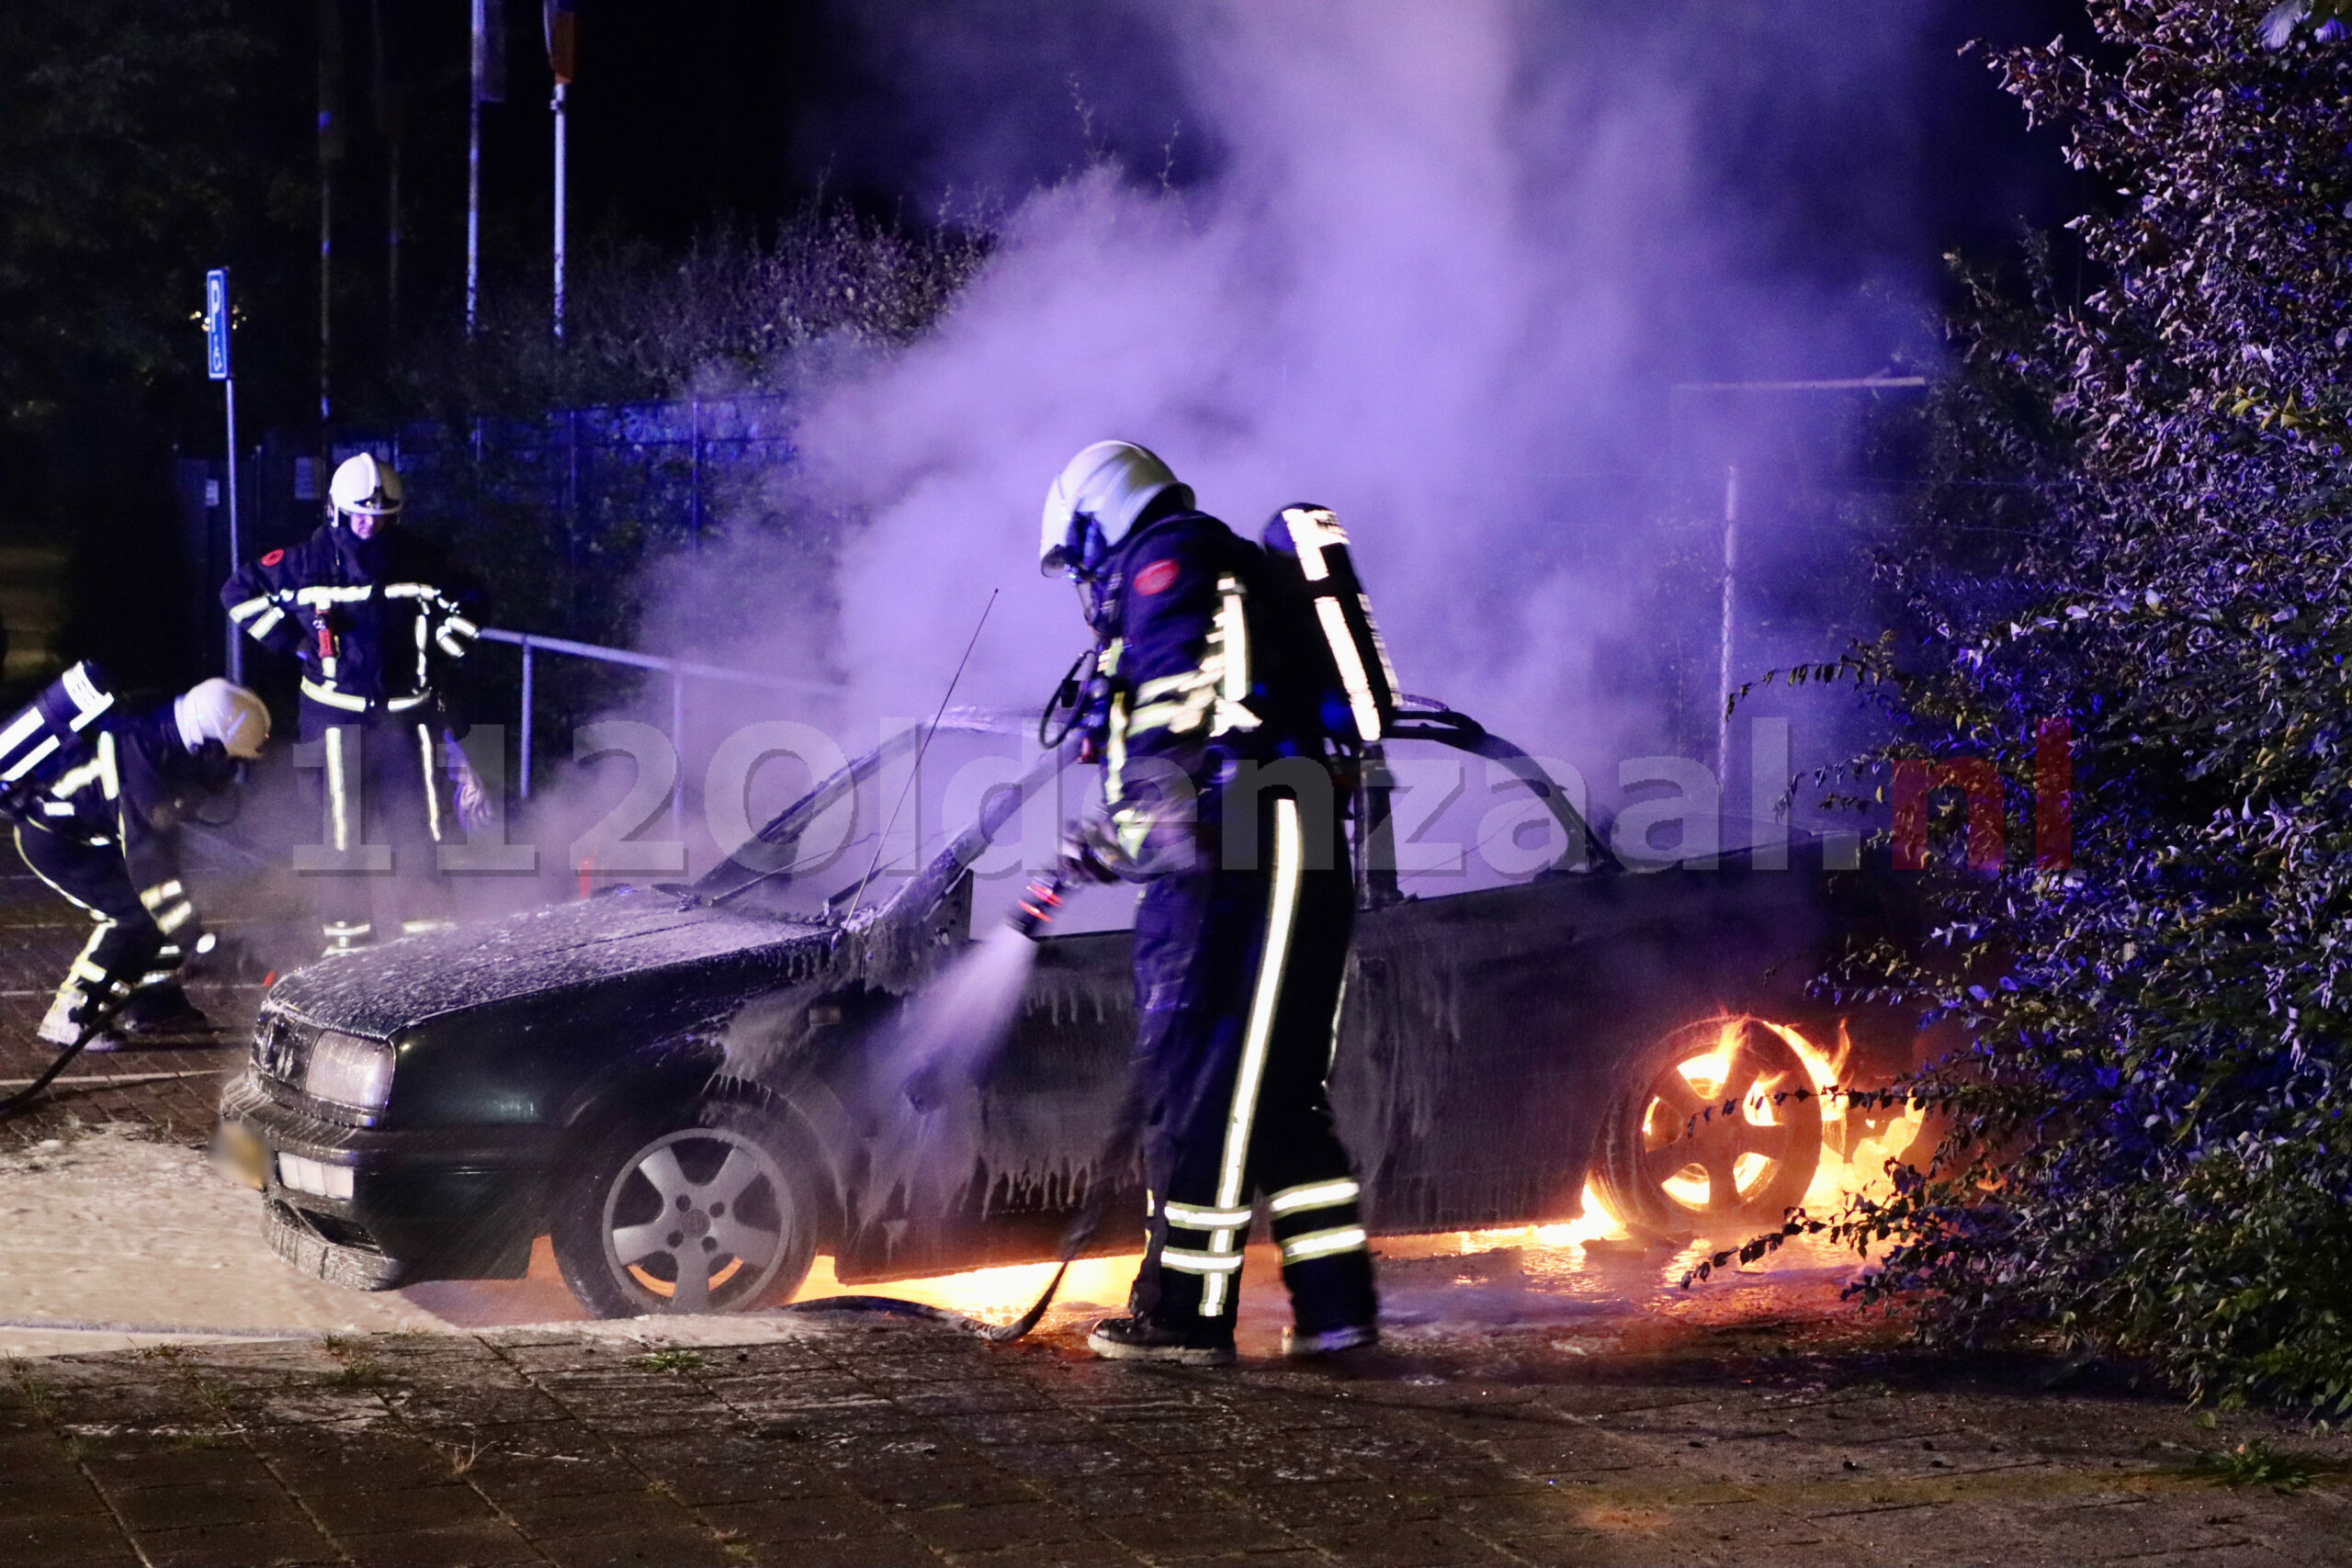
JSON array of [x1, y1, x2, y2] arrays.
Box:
[[267, 889, 831, 1037]]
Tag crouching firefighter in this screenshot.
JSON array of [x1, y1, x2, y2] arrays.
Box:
[[1040, 440, 1400, 1365], [1, 665, 269, 1050], [220, 454, 490, 957]]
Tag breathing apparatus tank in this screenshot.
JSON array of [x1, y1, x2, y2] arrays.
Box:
[[1259, 505, 1401, 749], [0, 661, 116, 818]]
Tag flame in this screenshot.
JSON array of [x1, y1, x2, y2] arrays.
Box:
[[785, 1016, 1925, 1318], [1756, 1015, 1928, 1210], [787, 1251, 1147, 1321]]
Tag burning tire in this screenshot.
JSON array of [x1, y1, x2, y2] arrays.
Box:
[[1593, 1015, 1825, 1240], [551, 1100, 820, 1317]]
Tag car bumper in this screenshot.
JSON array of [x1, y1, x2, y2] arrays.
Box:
[[219, 1069, 563, 1290]]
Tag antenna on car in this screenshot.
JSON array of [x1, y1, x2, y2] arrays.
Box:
[[842, 590, 998, 920]]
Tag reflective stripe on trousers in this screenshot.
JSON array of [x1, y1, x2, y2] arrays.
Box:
[[1196, 795, 1306, 1316]]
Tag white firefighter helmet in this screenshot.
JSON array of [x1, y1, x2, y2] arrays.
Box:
[[328, 452, 404, 519], [1039, 441, 1192, 576], [175, 680, 271, 760]]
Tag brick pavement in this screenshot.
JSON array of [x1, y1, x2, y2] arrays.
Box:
[[3, 1310, 2347, 1568], [0, 868, 287, 1150]]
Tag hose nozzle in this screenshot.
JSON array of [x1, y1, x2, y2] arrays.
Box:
[[1008, 872, 1069, 939]]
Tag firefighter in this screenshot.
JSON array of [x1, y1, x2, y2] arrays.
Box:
[[14, 676, 269, 1050], [1042, 440, 1380, 1364], [220, 454, 488, 956]]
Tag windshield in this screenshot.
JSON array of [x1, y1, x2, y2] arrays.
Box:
[[698, 705, 1608, 926], [699, 717, 1080, 921]]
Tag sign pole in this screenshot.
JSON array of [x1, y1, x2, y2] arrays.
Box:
[[205, 268, 242, 683], [545, 1, 575, 342], [551, 80, 566, 339]]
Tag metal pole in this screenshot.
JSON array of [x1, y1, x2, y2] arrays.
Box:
[[318, 144, 334, 423], [518, 636, 534, 799], [551, 81, 567, 340], [1716, 463, 1739, 783], [223, 378, 243, 684], [670, 671, 687, 837], [465, 93, 481, 338], [566, 407, 580, 579], [386, 137, 401, 344]]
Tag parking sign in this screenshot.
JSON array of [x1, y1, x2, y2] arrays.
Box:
[[205, 269, 232, 380]]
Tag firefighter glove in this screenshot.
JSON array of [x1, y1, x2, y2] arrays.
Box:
[[445, 736, 492, 832]]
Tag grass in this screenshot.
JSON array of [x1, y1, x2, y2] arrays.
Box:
[[17, 1379, 62, 1422], [2197, 1438, 2323, 1494], [631, 1348, 709, 1374]]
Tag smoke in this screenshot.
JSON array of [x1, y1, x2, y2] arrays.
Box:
[[637, 0, 1944, 797]]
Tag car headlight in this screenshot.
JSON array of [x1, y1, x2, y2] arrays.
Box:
[[304, 1030, 394, 1111]]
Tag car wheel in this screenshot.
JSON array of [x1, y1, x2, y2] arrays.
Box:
[[552, 1100, 820, 1317], [1593, 1015, 1825, 1240]]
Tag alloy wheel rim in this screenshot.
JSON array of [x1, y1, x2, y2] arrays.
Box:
[[599, 1126, 792, 1313]]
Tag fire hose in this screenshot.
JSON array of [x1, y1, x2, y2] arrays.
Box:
[[0, 995, 128, 1122]]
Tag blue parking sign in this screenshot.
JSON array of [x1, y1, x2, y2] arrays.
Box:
[[205, 269, 232, 380]]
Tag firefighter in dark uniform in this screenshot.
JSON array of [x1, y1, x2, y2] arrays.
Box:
[[11, 672, 269, 1050], [1042, 440, 1383, 1364], [220, 454, 487, 957]]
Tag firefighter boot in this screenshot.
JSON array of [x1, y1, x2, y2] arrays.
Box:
[[37, 993, 121, 1054], [1085, 1314, 1237, 1367], [113, 986, 218, 1045], [1281, 1322, 1379, 1359]]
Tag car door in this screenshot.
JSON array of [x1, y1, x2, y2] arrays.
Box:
[[1334, 730, 1622, 1236]]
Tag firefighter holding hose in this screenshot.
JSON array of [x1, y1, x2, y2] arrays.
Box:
[[3, 666, 269, 1051], [220, 454, 489, 957], [1041, 440, 1395, 1364]]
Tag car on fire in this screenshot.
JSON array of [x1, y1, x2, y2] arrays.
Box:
[[218, 699, 1928, 1317]]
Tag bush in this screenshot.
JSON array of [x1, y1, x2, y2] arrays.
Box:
[[1758, 1, 2352, 1416], [368, 202, 992, 423]]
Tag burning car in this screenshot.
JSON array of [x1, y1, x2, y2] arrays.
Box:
[[218, 701, 1926, 1317]]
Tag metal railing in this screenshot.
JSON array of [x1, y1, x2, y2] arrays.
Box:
[[475, 626, 842, 828]]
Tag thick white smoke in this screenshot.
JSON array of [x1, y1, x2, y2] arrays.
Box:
[[650, 0, 1938, 804]]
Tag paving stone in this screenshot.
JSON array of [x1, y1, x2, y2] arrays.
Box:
[[699, 1495, 902, 1543], [844, 1456, 1040, 1511], [1294, 1516, 1517, 1567], [247, 1427, 461, 1494], [0, 1467, 108, 1520], [533, 1527, 739, 1568], [79, 1438, 276, 1492], [897, 1500, 1096, 1552], [303, 1482, 495, 1535], [724, 1527, 939, 1568], [491, 1486, 694, 1537], [130, 1517, 339, 1568], [624, 1455, 857, 1508], [337, 1519, 544, 1567], [107, 1478, 307, 1533], [945, 1540, 1145, 1567], [0, 1512, 139, 1566], [1093, 1506, 1294, 1559]]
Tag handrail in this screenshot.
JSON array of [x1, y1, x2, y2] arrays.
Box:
[[473, 625, 842, 811], [473, 626, 842, 697]]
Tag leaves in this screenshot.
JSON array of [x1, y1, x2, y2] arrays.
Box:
[[1789, 0, 2352, 1418]]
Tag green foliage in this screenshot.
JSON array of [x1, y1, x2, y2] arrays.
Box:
[[1747, 2, 2352, 1417], [0, 0, 270, 437], [2196, 1437, 2324, 1491], [629, 1348, 708, 1374], [371, 208, 992, 426]]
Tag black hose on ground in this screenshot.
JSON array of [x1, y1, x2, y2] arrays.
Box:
[[0, 1021, 101, 1121], [786, 1079, 1139, 1345]]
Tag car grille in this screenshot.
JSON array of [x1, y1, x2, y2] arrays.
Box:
[[251, 1009, 317, 1087]]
